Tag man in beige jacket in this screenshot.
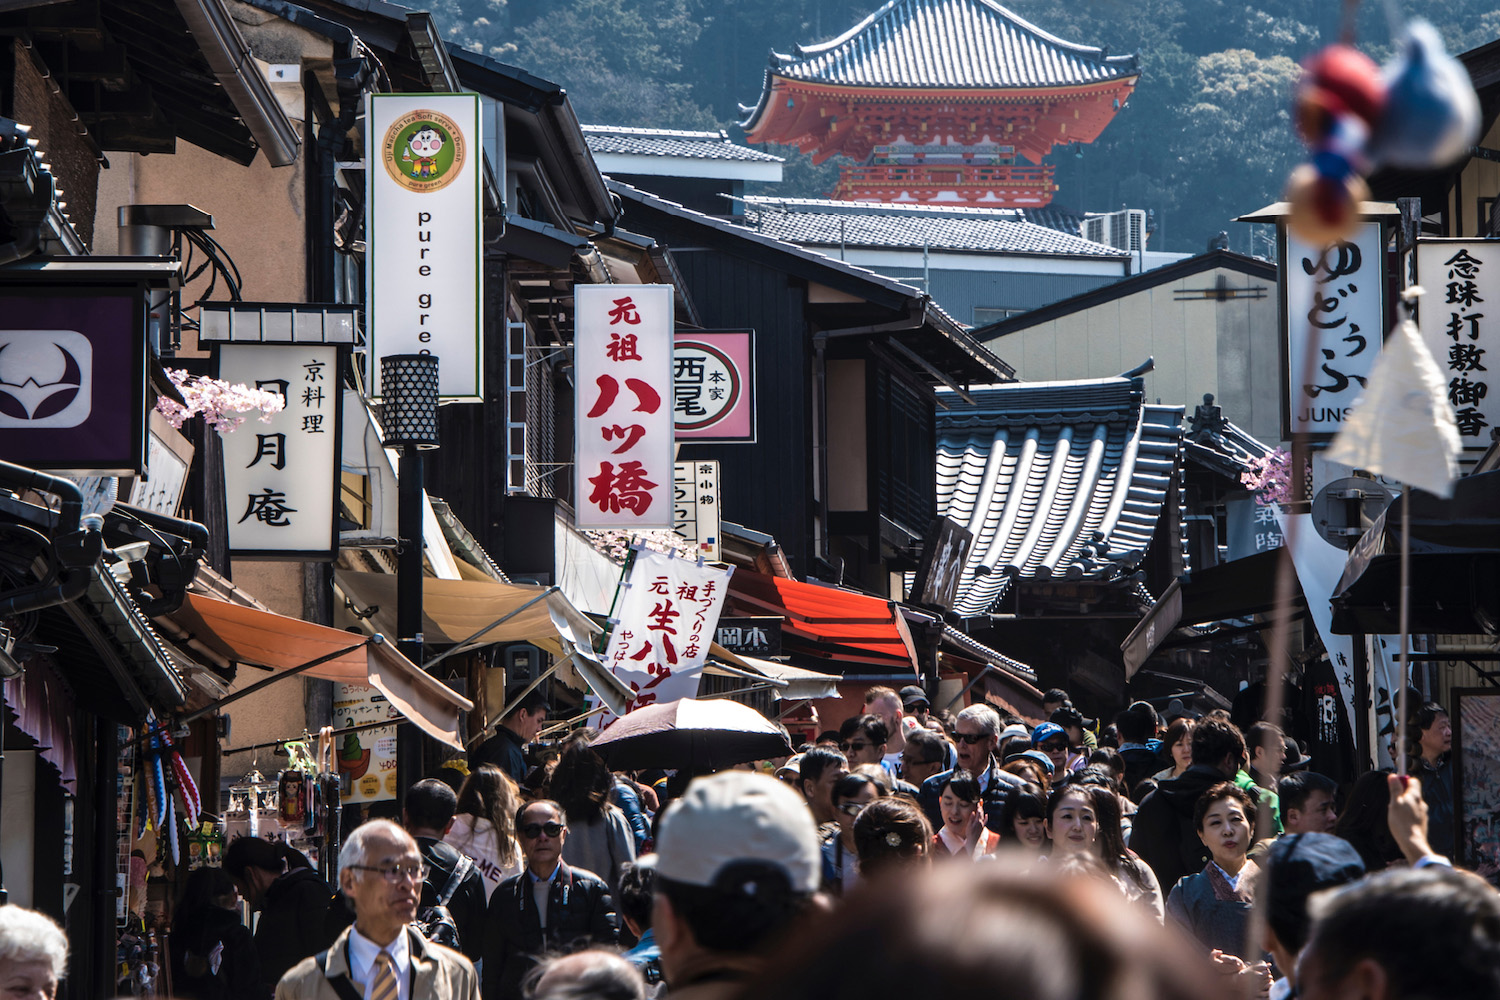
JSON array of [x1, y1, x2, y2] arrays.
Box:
[[275, 819, 478, 1000]]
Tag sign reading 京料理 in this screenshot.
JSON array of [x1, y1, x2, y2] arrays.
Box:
[[673, 460, 720, 561], [1415, 239, 1498, 446], [673, 331, 755, 442], [575, 284, 675, 529], [219, 344, 341, 559], [1283, 221, 1386, 439], [598, 546, 733, 725], [366, 93, 482, 401]]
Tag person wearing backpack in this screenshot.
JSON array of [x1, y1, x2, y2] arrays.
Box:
[[405, 778, 490, 966]]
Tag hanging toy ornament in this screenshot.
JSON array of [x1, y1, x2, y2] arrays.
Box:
[[1286, 40, 1385, 244], [1366, 20, 1480, 170]]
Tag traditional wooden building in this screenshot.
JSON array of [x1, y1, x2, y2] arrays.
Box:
[[738, 0, 1138, 207]]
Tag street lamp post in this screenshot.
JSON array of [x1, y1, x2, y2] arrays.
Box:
[[380, 354, 440, 807]]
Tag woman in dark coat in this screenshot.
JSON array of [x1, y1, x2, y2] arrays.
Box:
[[170, 867, 261, 1000]]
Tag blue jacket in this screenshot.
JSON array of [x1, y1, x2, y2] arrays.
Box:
[[611, 778, 651, 852]]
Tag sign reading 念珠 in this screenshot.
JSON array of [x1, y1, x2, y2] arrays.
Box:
[[366, 94, 483, 401]]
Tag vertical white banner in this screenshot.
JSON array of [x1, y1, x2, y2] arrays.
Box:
[[673, 460, 720, 561], [1285, 222, 1385, 436], [367, 93, 483, 400], [220, 345, 340, 557], [1416, 239, 1498, 446], [575, 285, 675, 528], [599, 547, 733, 723]]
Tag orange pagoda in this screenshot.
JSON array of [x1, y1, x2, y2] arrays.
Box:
[[738, 0, 1138, 207]]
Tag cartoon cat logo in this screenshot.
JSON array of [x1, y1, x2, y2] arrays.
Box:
[[0, 330, 92, 429], [381, 110, 466, 193]]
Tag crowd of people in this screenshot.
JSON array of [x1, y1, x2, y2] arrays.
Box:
[[0, 684, 1494, 1000]]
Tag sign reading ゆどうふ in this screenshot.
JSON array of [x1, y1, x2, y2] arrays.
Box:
[[366, 94, 482, 400], [575, 285, 675, 529]]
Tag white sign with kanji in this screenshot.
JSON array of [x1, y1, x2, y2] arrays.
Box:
[[219, 345, 340, 557], [1416, 239, 1499, 446], [1284, 222, 1386, 437], [599, 546, 733, 721], [673, 460, 720, 562], [575, 285, 675, 528]]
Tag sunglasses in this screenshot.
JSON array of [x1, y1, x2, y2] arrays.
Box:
[[841, 741, 872, 752], [519, 821, 565, 839], [953, 732, 990, 745], [1040, 740, 1070, 752]]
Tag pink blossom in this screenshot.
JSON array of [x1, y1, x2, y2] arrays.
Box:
[[1241, 448, 1295, 505], [156, 369, 285, 433]]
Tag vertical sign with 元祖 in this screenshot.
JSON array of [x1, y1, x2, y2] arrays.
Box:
[[599, 547, 733, 722], [673, 460, 720, 561], [674, 331, 756, 441], [220, 345, 341, 558], [575, 285, 674, 528], [1416, 239, 1497, 446], [1283, 221, 1386, 438], [367, 94, 482, 401]]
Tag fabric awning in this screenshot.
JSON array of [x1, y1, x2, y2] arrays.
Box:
[[736, 657, 840, 700], [728, 570, 920, 672], [164, 594, 473, 749]]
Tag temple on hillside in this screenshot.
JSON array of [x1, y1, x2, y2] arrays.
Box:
[[738, 0, 1138, 207]]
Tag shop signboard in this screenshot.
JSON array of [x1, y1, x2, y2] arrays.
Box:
[[673, 460, 720, 561], [673, 331, 755, 441], [1415, 239, 1500, 447], [714, 617, 781, 657], [219, 344, 342, 559], [366, 93, 483, 400], [332, 682, 399, 803], [0, 287, 147, 475], [1282, 221, 1387, 439], [599, 546, 733, 724], [575, 284, 675, 529]]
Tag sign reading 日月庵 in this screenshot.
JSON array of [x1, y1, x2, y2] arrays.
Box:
[[366, 94, 483, 401]]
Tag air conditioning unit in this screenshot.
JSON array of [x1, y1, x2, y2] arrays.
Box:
[[1082, 209, 1147, 252]]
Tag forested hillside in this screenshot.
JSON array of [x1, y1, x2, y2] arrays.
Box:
[[431, 0, 1500, 252]]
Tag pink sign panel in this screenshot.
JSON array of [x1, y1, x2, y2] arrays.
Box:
[[673, 330, 755, 441]]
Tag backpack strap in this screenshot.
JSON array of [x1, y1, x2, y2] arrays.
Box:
[[314, 949, 364, 1000], [436, 854, 473, 907]]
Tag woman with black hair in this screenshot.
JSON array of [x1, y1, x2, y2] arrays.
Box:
[[1044, 774, 1162, 921], [934, 770, 999, 859], [548, 732, 636, 894], [1406, 701, 1454, 858], [169, 867, 260, 1000], [853, 797, 932, 878], [996, 780, 1049, 856], [222, 838, 336, 999]]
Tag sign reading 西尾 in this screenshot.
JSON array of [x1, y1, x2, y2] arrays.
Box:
[[0, 289, 147, 475], [673, 331, 755, 441], [1416, 239, 1499, 446], [219, 344, 342, 559], [673, 460, 720, 561], [575, 285, 675, 529], [599, 547, 733, 723], [1283, 221, 1387, 439], [367, 93, 482, 401], [714, 617, 782, 658]]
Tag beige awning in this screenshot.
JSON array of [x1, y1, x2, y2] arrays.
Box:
[[164, 593, 473, 749], [737, 657, 840, 700]]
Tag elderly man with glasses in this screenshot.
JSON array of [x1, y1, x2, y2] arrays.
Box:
[[481, 799, 618, 1000], [275, 819, 479, 1000], [916, 704, 1023, 835]]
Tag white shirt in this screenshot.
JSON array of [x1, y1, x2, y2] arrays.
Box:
[[529, 863, 562, 928], [347, 924, 411, 1000], [1211, 861, 1243, 891]]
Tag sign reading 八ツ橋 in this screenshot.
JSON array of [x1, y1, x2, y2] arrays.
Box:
[[598, 546, 733, 723], [220, 345, 341, 558], [575, 284, 675, 529], [1416, 239, 1499, 446], [1283, 221, 1387, 439], [366, 93, 482, 400]]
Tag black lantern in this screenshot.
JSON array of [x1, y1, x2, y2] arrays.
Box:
[[380, 354, 441, 449]]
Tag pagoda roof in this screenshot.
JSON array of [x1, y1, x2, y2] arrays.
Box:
[[742, 0, 1137, 120], [734, 196, 1127, 259], [582, 125, 785, 164]]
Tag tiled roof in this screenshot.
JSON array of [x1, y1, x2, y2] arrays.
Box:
[[582, 125, 785, 163], [767, 0, 1139, 89], [1021, 206, 1085, 237], [737, 196, 1128, 257], [933, 376, 1183, 617], [1183, 418, 1277, 481]]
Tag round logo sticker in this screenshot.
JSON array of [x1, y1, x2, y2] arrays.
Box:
[[382, 110, 466, 192]]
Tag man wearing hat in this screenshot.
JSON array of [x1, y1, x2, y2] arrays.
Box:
[[1262, 833, 1365, 998], [471, 685, 549, 784], [651, 771, 821, 1000], [900, 685, 931, 726]]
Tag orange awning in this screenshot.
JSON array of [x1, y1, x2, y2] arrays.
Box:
[[165, 593, 473, 749], [728, 570, 919, 672]]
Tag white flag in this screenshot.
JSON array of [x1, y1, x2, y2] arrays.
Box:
[[1326, 317, 1460, 497]]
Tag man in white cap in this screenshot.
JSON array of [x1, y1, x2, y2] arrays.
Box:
[[651, 771, 821, 1000]]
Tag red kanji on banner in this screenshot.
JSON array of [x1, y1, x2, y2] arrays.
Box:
[[588, 461, 658, 516], [609, 296, 642, 325]]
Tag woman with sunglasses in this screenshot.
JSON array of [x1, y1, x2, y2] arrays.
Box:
[[821, 772, 882, 895]]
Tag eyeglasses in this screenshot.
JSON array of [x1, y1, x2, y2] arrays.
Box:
[[838, 801, 868, 817], [349, 862, 427, 883], [1040, 741, 1070, 752], [519, 821, 565, 839], [841, 741, 871, 752], [953, 732, 990, 745]]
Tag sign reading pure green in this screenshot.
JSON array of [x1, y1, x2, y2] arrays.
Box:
[[367, 94, 483, 401]]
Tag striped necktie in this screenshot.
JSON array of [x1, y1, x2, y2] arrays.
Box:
[[369, 951, 398, 1000]]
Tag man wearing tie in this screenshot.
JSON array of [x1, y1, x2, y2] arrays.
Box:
[[275, 819, 478, 1000]]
